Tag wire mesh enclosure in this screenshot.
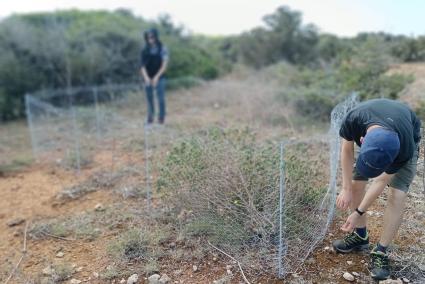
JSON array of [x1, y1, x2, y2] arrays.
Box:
[[149, 93, 359, 278], [25, 84, 358, 279], [26, 84, 144, 172]]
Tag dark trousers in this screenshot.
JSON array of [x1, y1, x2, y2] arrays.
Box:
[[145, 78, 166, 122]]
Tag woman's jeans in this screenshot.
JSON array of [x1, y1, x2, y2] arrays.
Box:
[[145, 78, 166, 122]]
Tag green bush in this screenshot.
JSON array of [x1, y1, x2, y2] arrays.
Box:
[[157, 128, 330, 274], [107, 229, 149, 261], [0, 10, 229, 121], [293, 91, 335, 122], [167, 76, 203, 90]]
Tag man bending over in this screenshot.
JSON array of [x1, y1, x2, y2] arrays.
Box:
[[332, 98, 421, 280]]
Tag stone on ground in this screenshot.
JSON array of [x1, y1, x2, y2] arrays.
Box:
[[127, 273, 139, 284], [342, 272, 355, 281], [148, 274, 161, 284]]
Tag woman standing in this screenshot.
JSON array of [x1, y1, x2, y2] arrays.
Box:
[[140, 28, 169, 124]]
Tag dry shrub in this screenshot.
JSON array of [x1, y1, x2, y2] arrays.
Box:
[[157, 127, 331, 275]]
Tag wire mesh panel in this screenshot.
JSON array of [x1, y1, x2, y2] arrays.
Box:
[[25, 84, 145, 173]]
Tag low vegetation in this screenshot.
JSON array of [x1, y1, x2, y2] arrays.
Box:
[[156, 128, 331, 273]]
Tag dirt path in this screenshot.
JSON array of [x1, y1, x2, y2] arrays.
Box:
[[0, 164, 119, 283]]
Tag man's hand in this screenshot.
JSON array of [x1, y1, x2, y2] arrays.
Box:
[[341, 211, 361, 232], [336, 188, 352, 210]]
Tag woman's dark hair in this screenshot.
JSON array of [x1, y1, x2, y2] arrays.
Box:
[[142, 28, 163, 57], [144, 28, 162, 47]]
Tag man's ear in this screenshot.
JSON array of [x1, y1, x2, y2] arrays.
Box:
[[360, 136, 364, 144]]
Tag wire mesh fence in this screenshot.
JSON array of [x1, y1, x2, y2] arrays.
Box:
[[26, 84, 143, 172], [149, 94, 359, 278], [24, 84, 359, 279], [0, 126, 32, 173]]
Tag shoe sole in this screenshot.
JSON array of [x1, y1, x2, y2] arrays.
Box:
[[333, 243, 370, 253], [370, 273, 390, 281]]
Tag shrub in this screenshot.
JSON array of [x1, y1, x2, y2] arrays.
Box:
[[107, 229, 149, 261], [107, 227, 170, 262], [293, 90, 335, 122], [157, 128, 330, 273], [167, 76, 203, 91]]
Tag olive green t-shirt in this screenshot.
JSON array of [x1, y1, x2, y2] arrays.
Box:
[[339, 99, 421, 174]]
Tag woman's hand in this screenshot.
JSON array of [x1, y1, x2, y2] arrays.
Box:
[[144, 78, 151, 87], [152, 76, 159, 87], [336, 188, 352, 210]]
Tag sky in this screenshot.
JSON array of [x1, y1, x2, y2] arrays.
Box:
[[0, 0, 424, 37]]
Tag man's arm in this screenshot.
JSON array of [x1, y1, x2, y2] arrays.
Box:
[[336, 139, 355, 210], [341, 173, 393, 232], [357, 173, 393, 212]]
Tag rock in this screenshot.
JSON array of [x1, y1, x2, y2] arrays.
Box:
[[70, 279, 82, 284], [346, 260, 353, 265], [324, 246, 330, 251], [160, 274, 171, 284], [173, 270, 182, 276], [352, 272, 360, 277], [360, 260, 365, 263], [127, 274, 139, 284], [402, 278, 410, 283], [7, 218, 25, 227], [76, 266, 83, 272], [192, 265, 198, 272], [213, 275, 232, 284], [56, 251, 65, 258], [148, 274, 160, 284], [226, 265, 232, 270], [169, 242, 176, 248], [213, 257, 218, 262], [343, 272, 355, 282], [42, 266, 54, 276], [378, 279, 403, 284], [93, 272, 99, 278], [94, 203, 105, 211], [120, 279, 126, 284], [226, 269, 232, 275]]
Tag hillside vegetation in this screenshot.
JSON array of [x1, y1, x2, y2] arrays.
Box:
[[1, 6, 425, 121]]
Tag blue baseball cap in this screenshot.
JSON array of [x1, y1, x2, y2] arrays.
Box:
[[356, 128, 400, 178]]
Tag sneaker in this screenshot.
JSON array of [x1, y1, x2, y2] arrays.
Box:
[[370, 248, 390, 280], [332, 231, 369, 253], [158, 117, 165, 125], [147, 117, 154, 124]]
